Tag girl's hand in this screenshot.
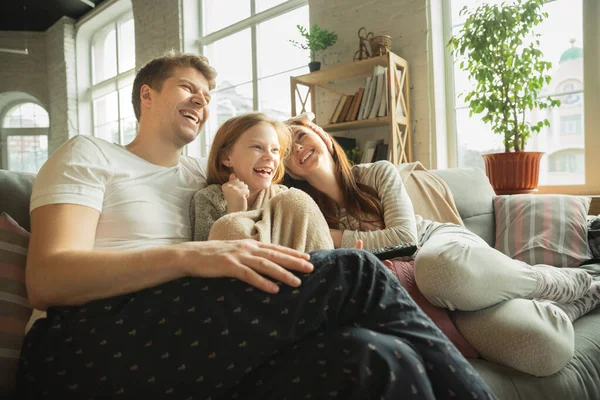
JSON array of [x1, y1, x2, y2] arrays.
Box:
[[223, 173, 249, 213]]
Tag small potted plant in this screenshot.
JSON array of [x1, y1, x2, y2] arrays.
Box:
[[448, 0, 560, 194], [290, 24, 338, 72]]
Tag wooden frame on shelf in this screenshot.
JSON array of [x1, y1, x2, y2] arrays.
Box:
[[290, 52, 411, 164]]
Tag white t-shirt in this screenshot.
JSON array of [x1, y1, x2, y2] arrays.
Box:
[[30, 135, 208, 251]]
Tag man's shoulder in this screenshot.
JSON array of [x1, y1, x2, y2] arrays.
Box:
[[180, 155, 208, 181]]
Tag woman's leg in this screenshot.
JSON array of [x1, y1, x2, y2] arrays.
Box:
[[414, 223, 591, 311], [452, 298, 574, 376], [18, 249, 494, 399], [231, 327, 437, 400]]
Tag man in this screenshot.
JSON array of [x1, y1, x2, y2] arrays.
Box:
[[18, 51, 495, 399], [25, 52, 311, 309]]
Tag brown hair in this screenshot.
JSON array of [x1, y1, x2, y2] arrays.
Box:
[[284, 126, 384, 228], [206, 112, 291, 185], [132, 50, 217, 121]]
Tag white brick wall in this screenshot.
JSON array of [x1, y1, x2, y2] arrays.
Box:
[[0, 31, 48, 109], [132, 0, 183, 70], [310, 0, 432, 166], [45, 17, 78, 154]]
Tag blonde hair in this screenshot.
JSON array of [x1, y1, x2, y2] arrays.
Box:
[[132, 50, 217, 121], [207, 112, 291, 185]]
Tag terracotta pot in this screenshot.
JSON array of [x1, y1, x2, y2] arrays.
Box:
[[482, 151, 544, 195]]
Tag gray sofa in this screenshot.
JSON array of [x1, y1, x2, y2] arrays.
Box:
[[1, 167, 599, 399]]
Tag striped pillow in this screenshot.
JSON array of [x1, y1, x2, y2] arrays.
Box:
[[494, 195, 592, 268], [0, 212, 32, 397]]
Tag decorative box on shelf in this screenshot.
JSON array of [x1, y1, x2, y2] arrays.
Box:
[[290, 51, 411, 164]]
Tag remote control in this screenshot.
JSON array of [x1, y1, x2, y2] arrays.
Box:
[[369, 242, 417, 261]]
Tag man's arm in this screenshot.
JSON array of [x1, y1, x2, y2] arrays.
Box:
[[26, 204, 314, 310]]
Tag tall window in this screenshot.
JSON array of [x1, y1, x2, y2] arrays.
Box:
[[192, 0, 309, 156], [1, 103, 49, 173], [90, 14, 136, 145], [445, 0, 599, 192]]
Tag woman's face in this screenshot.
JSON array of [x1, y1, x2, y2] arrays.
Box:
[[284, 125, 334, 180]]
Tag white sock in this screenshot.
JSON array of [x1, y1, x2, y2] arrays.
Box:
[[551, 281, 600, 322], [530, 264, 592, 303]]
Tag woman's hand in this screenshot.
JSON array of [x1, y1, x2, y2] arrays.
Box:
[[222, 173, 249, 213], [175, 239, 314, 293]]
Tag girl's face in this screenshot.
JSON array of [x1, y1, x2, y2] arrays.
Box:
[[221, 123, 281, 194], [284, 125, 334, 180]]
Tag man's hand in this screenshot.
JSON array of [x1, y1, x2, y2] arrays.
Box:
[[175, 239, 314, 293], [223, 173, 249, 213]]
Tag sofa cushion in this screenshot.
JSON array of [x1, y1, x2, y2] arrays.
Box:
[[0, 212, 32, 398], [0, 170, 35, 232], [494, 195, 592, 268], [432, 168, 496, 247]]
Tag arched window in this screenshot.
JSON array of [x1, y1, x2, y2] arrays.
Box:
[[1, 102, 49, 173]]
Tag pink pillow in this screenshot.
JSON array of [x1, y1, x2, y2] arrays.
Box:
[[387, 257, 479, 359], [494, 194, 592, 267]]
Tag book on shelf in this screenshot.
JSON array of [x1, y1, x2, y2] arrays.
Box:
[[336, 95, 354, 123], [329, 95, 347, 124], [361, 139, 383, 163], [373, 143, 389, 161], [377, 71, 388, 117], [346, 87, 365, 122], [360, 65, 385, 120], [368, 67, 387, 120], [357, 76, 372, 120]]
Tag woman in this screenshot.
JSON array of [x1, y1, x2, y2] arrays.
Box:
[[283, 112, 600, 377]]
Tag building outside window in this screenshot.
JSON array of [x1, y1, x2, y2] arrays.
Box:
[[190, 0, 309, 157], [1, 103, 49, 173], [445, 0, 598, 191]]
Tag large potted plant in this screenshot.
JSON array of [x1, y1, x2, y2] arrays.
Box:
[[290, 24, 338, 72], [449, 0, 560, 194]]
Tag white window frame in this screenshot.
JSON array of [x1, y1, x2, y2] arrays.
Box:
[[0, 101, 49, 171], [76, 0, 135, 142], [442, 0, 600, 195], [188, 0, 308, 157]]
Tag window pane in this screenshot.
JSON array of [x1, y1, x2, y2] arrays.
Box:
[[93, 91, 119, 143], [202, 0, 250, 35], [256, 0, 288, 13], [118, 18, 135, 73], [259, 67, 307, 119], [92, 26, 117, 84], [204, 82, 253, 153], [450, 0, 585, 186], [204, 29, 253, 88], [257, 6, 309, 78], [2, 103, 49, 128], [33, 104, 49, 127], [7, 135, 48, 173], [455, 108, 504, 170], [119, 85, 137, 144]]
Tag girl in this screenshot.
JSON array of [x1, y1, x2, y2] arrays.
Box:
[[190, 112, 333, 251], [283, 112, 600, 377]]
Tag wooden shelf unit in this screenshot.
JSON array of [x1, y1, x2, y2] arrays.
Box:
[[290, 52, 412, 164]]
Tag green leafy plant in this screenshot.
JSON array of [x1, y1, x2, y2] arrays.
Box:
[[289, 24, 338, 62], [344, 147, 362, 165], [448, 0, 560, 152]]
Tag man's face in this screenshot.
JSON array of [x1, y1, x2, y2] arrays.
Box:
[[150, 66, 212, 145]]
